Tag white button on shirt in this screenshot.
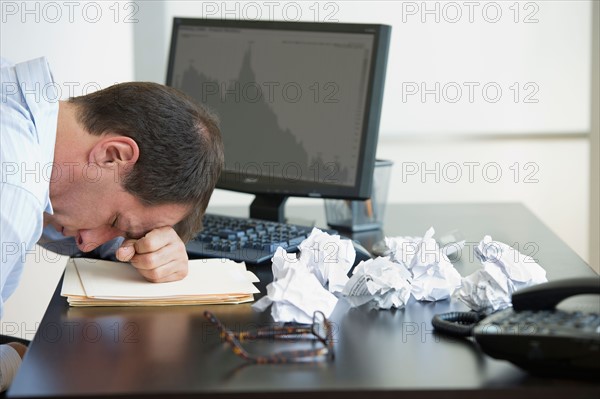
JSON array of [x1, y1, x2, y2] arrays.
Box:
[[0, 57, 59, 319]]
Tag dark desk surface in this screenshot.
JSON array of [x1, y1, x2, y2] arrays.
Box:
[[8, 203, 599, 398]]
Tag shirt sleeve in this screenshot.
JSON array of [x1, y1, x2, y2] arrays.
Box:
[[0, 184, 42, 319], [0, 58, 14, 69]]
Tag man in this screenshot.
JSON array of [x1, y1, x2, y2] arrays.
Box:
[[0, 57, 224, 391]]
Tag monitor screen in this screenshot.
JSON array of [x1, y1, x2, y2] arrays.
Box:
[[166, 18, 390, 221]]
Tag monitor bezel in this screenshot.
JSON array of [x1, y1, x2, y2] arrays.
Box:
[[166, 17, 391, 201]]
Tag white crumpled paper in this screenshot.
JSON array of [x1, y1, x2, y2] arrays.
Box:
[[457, 235, 547, 313], [298, 227, 355, 293], [342, 257, 412, 309], [252, 228, 355, 323], [385, 227, 462, 301]]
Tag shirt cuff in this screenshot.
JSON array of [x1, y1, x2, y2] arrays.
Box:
[[0, 344, 23, 392]]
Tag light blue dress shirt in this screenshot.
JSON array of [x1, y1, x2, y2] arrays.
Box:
[[1, 57, 58, 319]]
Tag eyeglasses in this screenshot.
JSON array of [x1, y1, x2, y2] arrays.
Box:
[[204, 310, 335, 364]]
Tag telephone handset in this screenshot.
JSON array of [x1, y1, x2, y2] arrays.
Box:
[[433, 277, 600, 377]]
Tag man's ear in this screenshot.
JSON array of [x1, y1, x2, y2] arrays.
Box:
[[89, 136, 140, 170]]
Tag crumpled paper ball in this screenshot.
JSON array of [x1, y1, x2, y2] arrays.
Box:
[[252, 228, 355, 323], [342, 256, 412, 309], [385, 227, 462, 301], [457, 235, 547, 313]]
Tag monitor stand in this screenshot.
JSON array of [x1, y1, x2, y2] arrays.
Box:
[[250, 194, 288, 223]]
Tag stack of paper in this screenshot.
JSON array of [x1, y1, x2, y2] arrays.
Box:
[[61, 258, 260, 307]]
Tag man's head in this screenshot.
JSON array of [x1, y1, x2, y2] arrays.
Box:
[[47, 82, 223, 252]]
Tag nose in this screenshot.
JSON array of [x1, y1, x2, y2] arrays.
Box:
[[77, 227, 122, 252]]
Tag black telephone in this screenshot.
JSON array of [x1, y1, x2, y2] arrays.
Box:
[[433, 277, 600, 377]]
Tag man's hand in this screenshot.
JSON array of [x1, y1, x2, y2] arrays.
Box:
[[115, 226, 188, 283], [6, 342, 27, 359]]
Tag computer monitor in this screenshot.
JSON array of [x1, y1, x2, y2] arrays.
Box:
[[166, 18, 390, 222]]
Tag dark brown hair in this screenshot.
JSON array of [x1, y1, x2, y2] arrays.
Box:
[[69, 82, 224, 241]]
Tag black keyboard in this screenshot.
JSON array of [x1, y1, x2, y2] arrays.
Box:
[[186, 213, 316, 263]]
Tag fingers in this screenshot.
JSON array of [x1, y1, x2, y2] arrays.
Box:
[[119, 226, 189, 283], [132, 226, 180, 255], [7, 342, 27, 359], [134, 260, 188, 283], [116, 239, 138, 262]]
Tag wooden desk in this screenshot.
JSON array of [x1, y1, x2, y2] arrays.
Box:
[[8, 204, 599, 398]]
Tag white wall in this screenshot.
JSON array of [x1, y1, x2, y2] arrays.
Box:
[[590, 2, 600, 272], [375, 137, 590, 262], [0, 0, 135, 96]]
